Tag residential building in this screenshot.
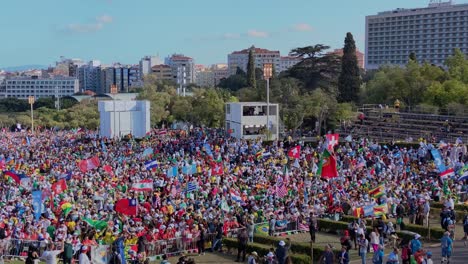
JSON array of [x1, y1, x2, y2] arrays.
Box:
[[77, 60, 102, 93], [139, 56, 162, 80], [365, 1, 468, 70], [151, 64, 173, 82], [165, 54, 195, 85], [54, 57, 85, 77], [195, 64, 229, 87], [328, 49, 365, 69], [279, 56, 302, 72], [225, 102, 280, 140], [0, 76, 79, 99], [227, 46, 280, 76]]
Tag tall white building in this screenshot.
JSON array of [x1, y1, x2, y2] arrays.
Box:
[[165, 54, 195, 85], [366, 1, 468, 70], [1, 76, 79, 99], [227, 46, 281, 76], [139, 56, 162, 80]]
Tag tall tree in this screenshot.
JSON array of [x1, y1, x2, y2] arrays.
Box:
[[409, 52, 417, 62], [247, 47, 256, 89], [338, 32, 361, 103]]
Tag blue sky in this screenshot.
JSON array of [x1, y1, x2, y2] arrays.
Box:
[[0, 0, 451, 67]]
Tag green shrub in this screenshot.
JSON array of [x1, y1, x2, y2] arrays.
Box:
[[431, 202, 468, 212]]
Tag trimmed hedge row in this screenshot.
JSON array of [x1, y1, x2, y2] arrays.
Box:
[[430, 207, 464, 223], [431, 202, 468, 212], [223, 238, 312, 264], [252, 234, 340, 259], [338, 216, 445, 240]]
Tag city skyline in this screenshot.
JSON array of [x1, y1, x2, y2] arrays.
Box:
[[0, 0, 460, 68]]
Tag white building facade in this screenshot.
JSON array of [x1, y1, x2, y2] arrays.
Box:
[[165, 54, 195, 85], [225, 102, 279, 140], [1, 76, 79, 99], [366, 1, 468, 70], [98, 100, 150, 138], [139, 56, 162, 80]]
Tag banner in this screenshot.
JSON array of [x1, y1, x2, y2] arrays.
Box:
[[430, 149, 446, 173], [32, 190, 43, 221], [254, 223, 269, 236], [90, 245, 111, 264]]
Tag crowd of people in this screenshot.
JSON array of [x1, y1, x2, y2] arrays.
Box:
[[0, 127, 466, 264]]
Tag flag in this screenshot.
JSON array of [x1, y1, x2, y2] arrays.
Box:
[[363, 205, 374, 217], [4, 171, 22, 184], [254, 222, 269, 235], [211, 162, 223, 176], [317, 149, 338, 179], [230, 191, 242, 203], [103, 165, 113, 176], [204, 143, 213, 157], [20, 176, 31, 189], [166, 166, 178, 177], [101, 140, 107, 152], [32, 190, 43, 221], [262, 152, 271, 159], [326, 134, 339, 152], [144, 160, 158, 170], [115, 198, 137, 216], [52, 179, 67, 194], [353, 207, 364, 218], [220, 199, 230, 212], [373, 204, 388, 217], [157, 130, 167, 136], [0, 160, 4, 170], [345, 135, 352, 142], [430, 149, 446, 173], [369, 185, 386, 198], [458, 166, 468, 181], [61, 202, 73, 216], [58, 171, 72, 181], [440, 168, 455, 179], [276, 183, 288, 198], [84, 218, 109, 230], [78, 156, 100, 173], [131, 180, 153, 192], [288, 146, 301, 159], [186, 182, 198, 192], [26, 137, 31, 146], [142, 147, 153, 157]]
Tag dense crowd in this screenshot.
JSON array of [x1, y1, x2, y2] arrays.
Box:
[[0, 128, 467, 264]]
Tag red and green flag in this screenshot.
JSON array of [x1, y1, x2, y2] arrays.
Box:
[[317, 149, 338, 179]]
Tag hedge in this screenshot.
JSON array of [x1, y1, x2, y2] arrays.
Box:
[[223, 238, 312, 264], [430, 207, 464, 223], [336, 216, 444, 240], [431, 202, 468, 212]]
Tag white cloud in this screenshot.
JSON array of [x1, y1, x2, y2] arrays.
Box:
[[247, 30, 269, 38], [63, 15, 113, 34], [292, 23, 313, 32]]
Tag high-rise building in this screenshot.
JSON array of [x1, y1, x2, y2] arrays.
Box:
[[77, 60, 102, 93], [165, 54, 195, 85], [0, 76, 79, 99], [328, 49, 365, 69], [100, 65, 131, 93], [129, 65, 142, 88], [365, 1, 468, 70], [227, 46, 281, 76], [139, 56, 162, 80]]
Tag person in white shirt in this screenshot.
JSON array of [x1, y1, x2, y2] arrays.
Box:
[[79, 246, 91, 264], [40, 244, 63, 264]]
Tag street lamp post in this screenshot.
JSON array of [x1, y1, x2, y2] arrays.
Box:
[[263, 63, 273, 140], [28, 96, 35, 132]]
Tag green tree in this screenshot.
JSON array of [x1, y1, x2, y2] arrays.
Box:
[[0, 98, 29, 112], [287, 44, 341, 91], [338, 32, 361, 103], [192, 89, 225, 127], [247, 47, 256, 89], [171, 96, 193, 122], [445, 48, 468, 84], [409, 52, 417, 62]]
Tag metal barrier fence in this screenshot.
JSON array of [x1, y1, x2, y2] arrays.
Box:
[[0, 239, 63, 259]]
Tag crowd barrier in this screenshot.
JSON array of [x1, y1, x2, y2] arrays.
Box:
[[0, 239, 63, 259]]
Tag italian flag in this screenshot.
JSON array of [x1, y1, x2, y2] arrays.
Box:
[[131, 179, 153, 191]]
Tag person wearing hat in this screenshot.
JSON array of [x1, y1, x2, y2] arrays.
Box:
[[40, 243, 63, 264], [79, 245, 91, 264], [275, 238, 290, 264], [440, 231, 453, 264], [247, 251, 258, 264], [425, 252, 433, 264], [410, 234, 422, 256]]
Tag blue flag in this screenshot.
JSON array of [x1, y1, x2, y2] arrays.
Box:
[[363, 205, 374, 217], [142, 147, 153, 157], [204, 143, 213, 157], [430, 149, 446, 172], [101, 140, 107, 152], [32, 191, 43, 221], [167, 166, 179, 177], [26, 137, 31, 146], [187, 182, 197, 192], [144, 160, 158, 170]]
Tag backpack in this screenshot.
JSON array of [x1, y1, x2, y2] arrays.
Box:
[[464, 216, 468, 226], [0, 228, 6, 239]]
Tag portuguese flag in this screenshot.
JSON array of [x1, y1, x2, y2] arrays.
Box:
[[317, 149, 338, 179]]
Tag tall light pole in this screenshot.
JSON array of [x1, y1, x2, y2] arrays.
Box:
[[263, 63, 273, 140], [28, 96, 35, 132]]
